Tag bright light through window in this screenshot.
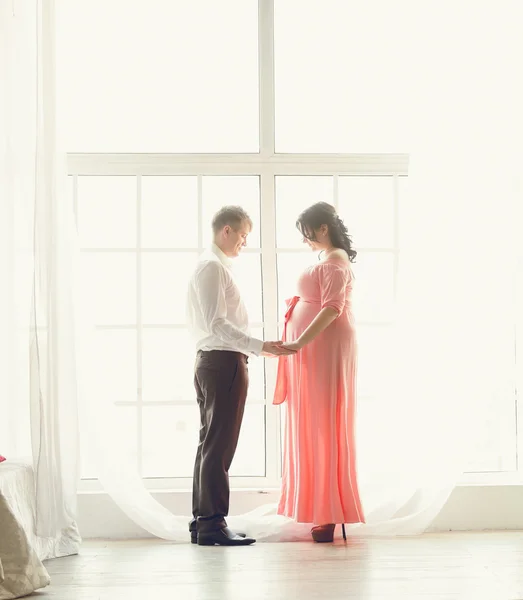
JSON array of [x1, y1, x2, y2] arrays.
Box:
[[56, 0, 259, 152]]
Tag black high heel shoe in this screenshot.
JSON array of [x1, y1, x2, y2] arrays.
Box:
[[310, 523, 347, 543], [311, 524, 335, 542]]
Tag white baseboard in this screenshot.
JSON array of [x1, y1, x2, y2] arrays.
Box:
[[426, 484, 523, 532], [77, 485, 523, 539]]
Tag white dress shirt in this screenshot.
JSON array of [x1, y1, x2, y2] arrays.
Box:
[[186, 244, 264, 356]]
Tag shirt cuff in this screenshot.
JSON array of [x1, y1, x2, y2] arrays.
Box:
[[247, 337, 264, 356]]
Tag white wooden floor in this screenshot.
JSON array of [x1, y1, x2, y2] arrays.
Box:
[[38, 532, 523, 600]]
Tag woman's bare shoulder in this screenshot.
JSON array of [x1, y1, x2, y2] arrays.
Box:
[[325, 249, 350, 263]]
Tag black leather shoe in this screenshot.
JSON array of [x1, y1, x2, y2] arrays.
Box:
[[197, 527, 256, 546], [189, 519, 248, 544], [191, 530, 247, 544]]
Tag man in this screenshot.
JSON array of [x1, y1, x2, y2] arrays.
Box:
[[187, 206, 294, 546]]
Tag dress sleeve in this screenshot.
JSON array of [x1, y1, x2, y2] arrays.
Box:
[[319, 263, 349, 314]]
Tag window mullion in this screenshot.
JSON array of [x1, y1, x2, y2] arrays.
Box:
[[258, 0, 275, 158], [393, 174, 400, 300], [260, 168, 280, 481], [197, 175, 203, 252], [136, 175, 144, 477], [516, 265, 523, 473], [333, 174, 339, 211]]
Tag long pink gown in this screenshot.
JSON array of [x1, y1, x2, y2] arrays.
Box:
[[274, 257, 365, 526]]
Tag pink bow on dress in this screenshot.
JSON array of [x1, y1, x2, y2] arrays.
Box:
[[273, 296, 300, 406]]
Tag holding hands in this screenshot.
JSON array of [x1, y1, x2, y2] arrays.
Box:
[[281, 340, 304, 352], [261, 341, 298, 357], [261, 339, 305, 357]]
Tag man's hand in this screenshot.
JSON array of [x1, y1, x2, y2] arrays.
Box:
[[261, 341, 297, 357]]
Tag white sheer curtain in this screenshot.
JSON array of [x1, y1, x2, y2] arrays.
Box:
[[80, 1, 522, 541], [0, 0, 80, 559]]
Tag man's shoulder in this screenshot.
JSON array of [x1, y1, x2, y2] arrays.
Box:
[[193, 255, 228, 279]]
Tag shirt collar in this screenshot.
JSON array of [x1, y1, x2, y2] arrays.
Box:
[[210, 243, 233, 268]]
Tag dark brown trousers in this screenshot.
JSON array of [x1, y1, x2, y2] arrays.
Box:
[[191, 350, 249, 534]]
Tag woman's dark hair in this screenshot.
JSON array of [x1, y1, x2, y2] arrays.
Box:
[[296, 202, 357, 263]]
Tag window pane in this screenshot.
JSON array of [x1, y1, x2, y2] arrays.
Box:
[[352, 252, 395, 322], [232, 254, 263, 323], [142, 404, 265, 478], [274, 0, 407, 152], [141, 330, 265, 406], [142, 329, 195, 403], [81, 407, 137, 480], [57, 0, 259, 152], [338, 177, 395, 249], [141, 253, 198, 325], [202, 176, 261, 248], [142, 406, 199, 478], [275, 177, 334, 248], [91, 329, 137, 403], [78, 176, 136, 248], [141, 177, 198, 248], [80, 331, 138, 478], [356, 326, 395, 397], [247, 328, 265, 403], [229, 405, 265, 476], [80, 253, 136, 325], [276, 253, 316, 320]]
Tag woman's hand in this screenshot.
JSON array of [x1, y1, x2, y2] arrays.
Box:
[[282, 339, 305, 352]]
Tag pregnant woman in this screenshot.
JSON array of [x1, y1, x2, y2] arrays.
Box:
[[275, 201, 365, 542]]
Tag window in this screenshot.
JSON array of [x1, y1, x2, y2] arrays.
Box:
[[56, 0, 259, 152], [274, 0, 407, 153], [60, 0, 519, 489], [74, 175, 267, 482], [71, 170, 405, 487]]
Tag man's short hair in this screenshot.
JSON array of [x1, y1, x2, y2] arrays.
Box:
[[211, 206, 253, 235]]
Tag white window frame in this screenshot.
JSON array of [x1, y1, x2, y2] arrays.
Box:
[[71, 166, 406, 494], [461, 269, 523, 486], [68, 0, 520, 491]]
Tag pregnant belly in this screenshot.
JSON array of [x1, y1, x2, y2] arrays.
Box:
[[286, 301, 319, 338], [286, 300, 354, 340]]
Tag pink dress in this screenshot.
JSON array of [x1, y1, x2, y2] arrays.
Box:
[[274, 257, 365, 526]]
